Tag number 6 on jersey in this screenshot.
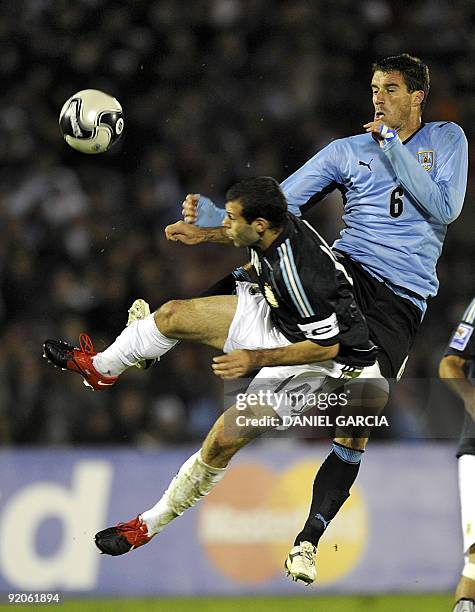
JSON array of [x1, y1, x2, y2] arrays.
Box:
[[389, 186, 404, 218]]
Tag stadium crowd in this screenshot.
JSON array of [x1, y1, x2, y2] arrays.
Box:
[[1, 0, 474, 445]]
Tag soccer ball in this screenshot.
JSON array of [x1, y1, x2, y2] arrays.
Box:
[[59, 89, 124, 154]]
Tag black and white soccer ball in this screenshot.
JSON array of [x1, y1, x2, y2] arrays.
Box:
[[59, 89, 124, 154]]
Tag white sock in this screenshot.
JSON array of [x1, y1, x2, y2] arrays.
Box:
[[141, 450, 227, 537], [93, 314, 178, 376]]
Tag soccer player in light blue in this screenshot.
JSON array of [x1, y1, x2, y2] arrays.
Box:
[[165, 53, 468, 584]]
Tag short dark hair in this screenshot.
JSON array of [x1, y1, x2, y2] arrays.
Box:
[[225, 176, 287, 228], [372, 53, 430, 110]]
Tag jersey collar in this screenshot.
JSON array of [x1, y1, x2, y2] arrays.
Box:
[[401, 122, 425, 145], [252, 214, 294, 257]]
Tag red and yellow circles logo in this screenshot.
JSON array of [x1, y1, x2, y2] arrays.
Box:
[[198, 461, 367, 585]]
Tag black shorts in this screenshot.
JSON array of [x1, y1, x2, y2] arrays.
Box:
[[336, 253, 423, 379]]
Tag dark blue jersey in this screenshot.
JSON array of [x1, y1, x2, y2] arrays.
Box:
[[249, 214, 377, 369]]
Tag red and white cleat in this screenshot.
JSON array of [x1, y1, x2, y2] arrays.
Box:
[[94, 515, 154, 556], [43, 333, 117, 391]]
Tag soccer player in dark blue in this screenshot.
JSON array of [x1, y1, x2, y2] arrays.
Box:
[[440, 298, 475, 612], [164, 53, 468, 582]]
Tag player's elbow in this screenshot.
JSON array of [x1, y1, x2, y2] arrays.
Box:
[[430, 203, 459, 225], [434, 187, 464, 224], [437, 207, 461, 225], [327, 343, 340, 360], [438, 356, 451, 379], [438, 354, 465, 380]]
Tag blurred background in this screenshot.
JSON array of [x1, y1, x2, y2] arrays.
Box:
[[0, 0, 473, 606], [1, 0, 474, 446]]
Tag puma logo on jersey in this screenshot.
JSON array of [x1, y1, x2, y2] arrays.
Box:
[[358, 158, 373, 171]]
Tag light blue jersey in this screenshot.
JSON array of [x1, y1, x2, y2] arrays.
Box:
[[281, 122, 468, 314]]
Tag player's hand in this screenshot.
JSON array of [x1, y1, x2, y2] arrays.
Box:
[[212, 350, 256, 380], [182, 194, 200, 224], [363, 119, 384, 140], [363, 120, 397, 143], [165, 220, 204, 245]]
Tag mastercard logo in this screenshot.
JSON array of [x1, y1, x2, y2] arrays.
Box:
[[197, 460, 368, 585]]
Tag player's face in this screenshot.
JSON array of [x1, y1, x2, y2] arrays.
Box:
[[223, 200, 261, 247], [371, 70, 419, 129]]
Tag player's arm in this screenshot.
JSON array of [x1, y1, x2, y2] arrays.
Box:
[[439, 299, 475, 419], [279, 140, 342, 215], [212, 340, 339, 380], [171, 143, 341, 243], [165, 220, 231, 245], [366, 121, 468, 224], [164, 193, 229, 244]]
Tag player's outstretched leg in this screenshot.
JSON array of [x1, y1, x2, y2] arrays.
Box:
[[43, 301, 178, 390], [95, 449, 226, 555], [43, 295, 237, 390], [95, 404, 264, 556], [42, 299, 157, 390], [285, 377, 388, 585], [42, 333, 119, 391]]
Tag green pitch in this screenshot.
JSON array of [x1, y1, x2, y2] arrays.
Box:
[[0, 594, 453, 612]]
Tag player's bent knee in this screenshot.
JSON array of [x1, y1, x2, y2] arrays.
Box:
[[334, 436, 368, 451], [154, 300, 185, 335]]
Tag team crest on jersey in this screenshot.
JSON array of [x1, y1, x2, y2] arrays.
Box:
[[264, 283, 279, 308], [449, 322, 474, 351], [417, 150, 434, 171]]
